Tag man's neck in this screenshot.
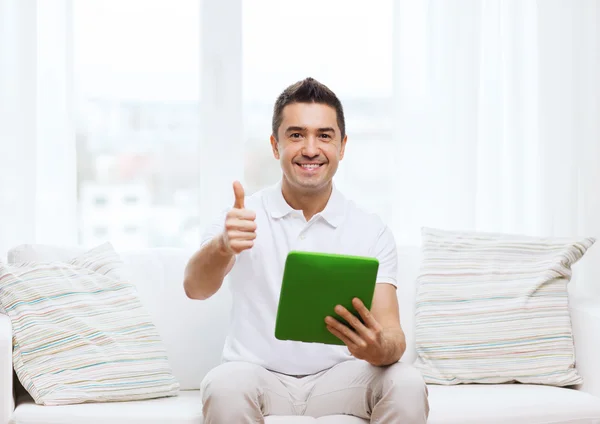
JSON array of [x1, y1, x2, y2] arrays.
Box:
[[281, 179, 333, 222]]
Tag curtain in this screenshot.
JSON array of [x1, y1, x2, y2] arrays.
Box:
[[392, 0, 600, 296], [0, 0, 77, 258], [1, 0, 598, 296]]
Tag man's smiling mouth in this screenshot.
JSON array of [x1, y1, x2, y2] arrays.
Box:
[[297, 163, 324, 170]]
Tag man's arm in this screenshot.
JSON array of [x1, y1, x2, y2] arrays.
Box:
[[184, 181, 256, 300], [370, 283, 406, 365], [183, 235, 235, 300]]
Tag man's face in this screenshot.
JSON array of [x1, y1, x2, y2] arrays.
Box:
[[270, 102, 346, 193]]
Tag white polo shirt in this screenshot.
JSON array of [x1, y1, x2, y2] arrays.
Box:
[[201, 180, 398, 376]]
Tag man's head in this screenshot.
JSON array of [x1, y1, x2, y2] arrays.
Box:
[[270, 78, 347, 194]]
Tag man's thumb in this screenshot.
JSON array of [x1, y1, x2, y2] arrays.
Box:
[[233, 181, 245, 209]]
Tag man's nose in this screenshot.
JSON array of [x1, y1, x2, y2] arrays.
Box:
[[302, 137, 319, 157]]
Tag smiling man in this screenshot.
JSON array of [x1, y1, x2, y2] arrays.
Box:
[[184, 78, 429, 423]]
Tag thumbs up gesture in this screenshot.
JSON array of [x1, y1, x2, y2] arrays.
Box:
[[220, 181, 257, 255]]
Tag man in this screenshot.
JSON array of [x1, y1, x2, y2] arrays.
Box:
[[184, 77, 429, 423]]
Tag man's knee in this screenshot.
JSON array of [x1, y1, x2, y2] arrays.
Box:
[[386, 362, 427, 391], [201, 362, 267, 423], [384, 362, 429, 417], [201, 361, 263, 404]]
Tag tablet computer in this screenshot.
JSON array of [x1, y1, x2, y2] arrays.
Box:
[[274, 250, 379, 346]]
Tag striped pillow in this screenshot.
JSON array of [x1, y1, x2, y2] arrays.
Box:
[[414, 227, 595, 386], [0, 243, 179, 405]]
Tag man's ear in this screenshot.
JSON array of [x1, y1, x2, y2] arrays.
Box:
[[339, 134, 347, 160], [270, 134, 280, 159]]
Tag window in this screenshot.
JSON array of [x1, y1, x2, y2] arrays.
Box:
[[123, 196, 139, 205], [73, 0, 201, 250], [94, 196, 108, 207], [123, 226, 139, 235], [93, 227, 108, 238], [73, 1, 395, 250]]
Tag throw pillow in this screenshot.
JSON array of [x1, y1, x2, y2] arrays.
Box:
[[414, 227, 595, 386], [0, 243, 180, 405]]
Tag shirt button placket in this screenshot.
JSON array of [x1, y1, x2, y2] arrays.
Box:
[[297, 219, 308, 247]]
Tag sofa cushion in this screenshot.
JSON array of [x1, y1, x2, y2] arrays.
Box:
[[0, 243, 179, 405], [12, 385, 600, 424], [12, 390, 368, 424], [414, 227, 595, 386], [8, 244, 232, 391], [12, 391, 203, 424], [427, 384, 600, 424]]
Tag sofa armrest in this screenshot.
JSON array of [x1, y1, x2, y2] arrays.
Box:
[[0, 314, 14, 424], [571, 298, 600, 397]]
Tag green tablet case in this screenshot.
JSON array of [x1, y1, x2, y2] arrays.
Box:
[[274, 250, 379, 346]]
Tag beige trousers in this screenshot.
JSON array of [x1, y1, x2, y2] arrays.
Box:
[[200, 359, 429, 423]]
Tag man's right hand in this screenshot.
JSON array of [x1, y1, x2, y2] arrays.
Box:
[[219, 181, 257, 255]]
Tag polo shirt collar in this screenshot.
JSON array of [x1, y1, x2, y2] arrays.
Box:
[[268, 180, 345, 228]]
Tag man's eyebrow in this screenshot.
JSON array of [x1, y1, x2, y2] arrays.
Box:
[[285, 126, 306, 133], [317, 127, 336, 133]]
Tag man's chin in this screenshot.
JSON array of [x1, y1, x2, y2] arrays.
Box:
[[288, 176, 330, 191]]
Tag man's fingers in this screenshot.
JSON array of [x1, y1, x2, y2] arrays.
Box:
[[335, 304, 368, 335], [325, 316, 364, 347], [227, 230, 257, 241], [223, 184, 255, 254], [229, 209, 256, 221], [352, 298, 381, 330], [326, 325, 357, 349], [225, 218, 257, 232], [233, 181, 245, 209], [230, 239, 254, 252]]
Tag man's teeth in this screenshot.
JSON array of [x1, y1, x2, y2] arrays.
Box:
[[300, 164, 321, 169]]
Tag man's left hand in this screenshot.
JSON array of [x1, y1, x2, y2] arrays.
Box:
[[325, 297, 388, 366]]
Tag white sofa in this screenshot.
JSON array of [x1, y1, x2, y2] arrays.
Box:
[[2, 244, 600, 424]]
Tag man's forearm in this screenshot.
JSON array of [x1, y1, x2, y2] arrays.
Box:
[[376, 327, 406, 366], [183, 235, 234, 300]]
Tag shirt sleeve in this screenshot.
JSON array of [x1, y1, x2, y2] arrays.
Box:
[[370, 224, 398, 287]]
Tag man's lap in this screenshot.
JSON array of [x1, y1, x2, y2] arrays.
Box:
[[200, 359, 426, 419]]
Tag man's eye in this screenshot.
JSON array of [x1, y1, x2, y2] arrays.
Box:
[[290, 133, 301, 138], [320, 134, 331, 139]]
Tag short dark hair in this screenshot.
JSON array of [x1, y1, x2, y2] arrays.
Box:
[[272, 77, 346, 141]]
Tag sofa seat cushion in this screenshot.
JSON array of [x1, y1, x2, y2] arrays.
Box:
[[12, 390, 368, 424], [428, 384, 600, 424], [12, 385, 600, 424], [12, 391, 203, 424]]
